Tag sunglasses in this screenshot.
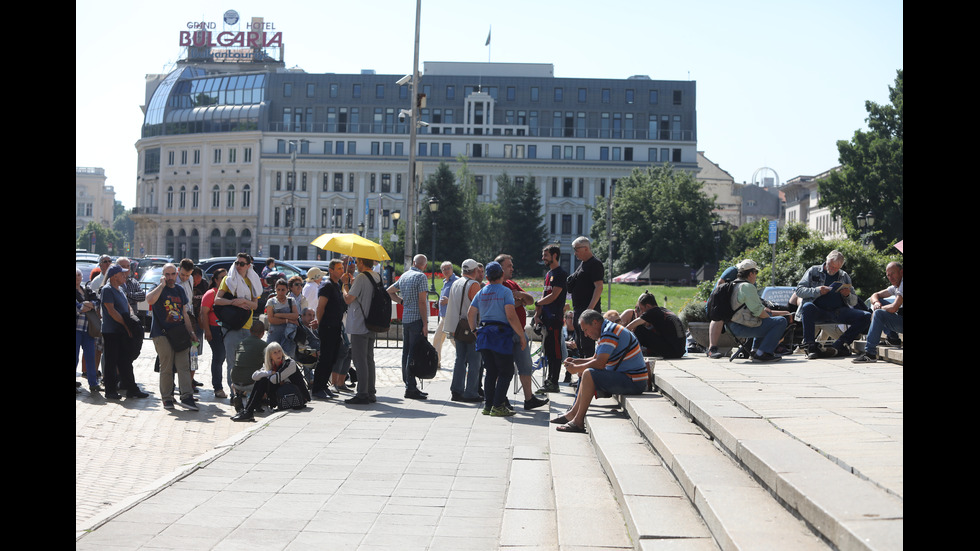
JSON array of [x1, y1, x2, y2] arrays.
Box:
[[235, 261, 249, 267]]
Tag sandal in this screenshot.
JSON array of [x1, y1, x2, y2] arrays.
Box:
[[556, 422, 586, 433], [550, 415, 569, 425]]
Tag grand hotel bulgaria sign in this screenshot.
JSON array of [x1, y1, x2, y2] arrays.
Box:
[[179, 10, 282, 58]]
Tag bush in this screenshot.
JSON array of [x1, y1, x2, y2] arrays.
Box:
[[722, 222, 902, 300]]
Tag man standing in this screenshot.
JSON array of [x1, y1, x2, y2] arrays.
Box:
[[115, 257, 146, 315], [100, 264, 148, 400], [496, 254, 549, 410], [88, 255, 113, 292], [387, 254, 431, 400], [147, 263, 199, 410], [312, 259, 346, 399], [795, 250, 871, 358], [853, 262, 903, 363], [443, 259, 483, 402], [533, 245, 568, 392], [569, 236, 604, 359], [625, 291, 686, 359], [433, 261, 458, 367]]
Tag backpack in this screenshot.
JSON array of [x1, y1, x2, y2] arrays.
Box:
[[706, 279, 747, 322], [358, 272, 392, 333], [275, 382, 306, 410], [409, 338, 439, 380]]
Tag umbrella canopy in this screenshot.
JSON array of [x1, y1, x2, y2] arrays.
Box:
[[310, 233, 391, 261], [894, 240, 903, 253], [613, 268, 642, 283]]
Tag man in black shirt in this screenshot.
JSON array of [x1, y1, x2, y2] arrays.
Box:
[[534, 244, 568, 391], [312, 259, 347, 399], [625, 291, 686, 359], [568, 236, 604, 358]]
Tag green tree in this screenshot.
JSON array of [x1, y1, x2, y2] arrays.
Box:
[[417, 162, 469, 264], [591, 164, 717, 276], [456, 155, 501, 263], [76, 221, 124, 255], [820, 69, 903, 249], [493, 172, 548, 277]]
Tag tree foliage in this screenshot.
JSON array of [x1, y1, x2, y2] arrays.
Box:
[[417, 162, 470, 264], [820, 69, 903, 249], [493, 172, 548, 277], [76, 221, 124, 255], [591, 164, 717, 276]]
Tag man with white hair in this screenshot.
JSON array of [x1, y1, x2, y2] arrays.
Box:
[[387, 254, 431, 400], [795, 250, 871, 358], [852, 262, 903, 363], [568, 236, 604, 360], [433, 261, 458, 366]]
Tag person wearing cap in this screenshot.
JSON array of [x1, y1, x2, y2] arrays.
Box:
[[433, 261, 458, 367], [727, 260, 791, 362], [100, 263, 149, 400], [302, 267, 325, 313], [443, 259, 484, 402], [467, 261, 527, 416]]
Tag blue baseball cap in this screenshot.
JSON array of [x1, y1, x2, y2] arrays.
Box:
[[485, 261, 503, 280]]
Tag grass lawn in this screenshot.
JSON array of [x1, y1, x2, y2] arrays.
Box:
[[430, 276, 700, 315]]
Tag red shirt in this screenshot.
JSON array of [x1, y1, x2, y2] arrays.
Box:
[[502, 280, 527, 326]]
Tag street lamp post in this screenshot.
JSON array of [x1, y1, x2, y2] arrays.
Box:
[[428, 196, 438, 293]]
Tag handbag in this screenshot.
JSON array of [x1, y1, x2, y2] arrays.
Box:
[[275, 382, 306, 410], [213, 303, 251, 330], [453, 280, 476, 344], [163, 323, 192, 352], [85, 309, 102, 338]]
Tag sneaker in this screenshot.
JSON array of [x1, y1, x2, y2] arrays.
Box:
[[524, 396, 550, 410], [405, 389, 428, 400], [214, 388, 228, 399], [805, 344, 821, 359], [481, 406, 492, 415], [127, 388, 149, 399], [178, 397, 199, 411], [344, 396, 371, 405], [707, 346, 723, 359], [536, 380, 559, 395], [489, 406, 516, 417], [163, 399, 175, 410], [312, 390, 333, 400], [832, 344, 851, 357], [852, 352, 878, 363], [751, 352, 782, 362], [822, 346, 839, 358]]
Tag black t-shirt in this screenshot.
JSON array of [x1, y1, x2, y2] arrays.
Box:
[[541, 266, 568, 326], [570, 256, 603, 313], [317, 278, 346, 329], [636, 307, 686, 358]]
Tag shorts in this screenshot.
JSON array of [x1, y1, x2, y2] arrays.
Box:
[[588, 368, 646, 396], [513, 339, 532, 376]]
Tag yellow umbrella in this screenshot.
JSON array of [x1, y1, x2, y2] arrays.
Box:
[[310, 233, 391, 261]]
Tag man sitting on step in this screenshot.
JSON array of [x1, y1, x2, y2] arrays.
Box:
[[551, 309, 648, 433]]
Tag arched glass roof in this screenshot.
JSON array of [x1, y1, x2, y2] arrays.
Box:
[[143, 67, 266, 137]]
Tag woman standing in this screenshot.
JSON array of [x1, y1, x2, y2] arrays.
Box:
[[467, 261, 527, 417], [265, 279, 300, 358], [76, 268, 101, 393], [199, 268, 228, 398], [287, 275, 309, 313]]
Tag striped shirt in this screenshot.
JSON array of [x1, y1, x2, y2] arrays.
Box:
[[595, 320, 647, 382]]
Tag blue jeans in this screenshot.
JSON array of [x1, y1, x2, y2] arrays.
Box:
[[799, 302, 871, 347], [451, 339, 482, 398], [76, 329, 98, 387], [865, 310, 903, 355], [402, 319, 424, 390], [729, 316, 788, 355]]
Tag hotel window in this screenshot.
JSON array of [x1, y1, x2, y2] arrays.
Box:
[[178, 186, 186, 209], [626, 89, 634, 104], [166, 186, 174, 209], [335, 141, 344, 155], [368, 209, 375, 229], [446, 85, 455, 99], [648, 148, 657, 162], [370, 173, 376, 193], [242, 185, 251, 208], [554, 87, 563, 102], [649, 90, 658, 104], [330, 83, 338, 98], [530, 87, 539, 101], [578, 178, 584, 197], [673, 90, 682, 105], [396, 174, 403, 193], [213, 148, 221, 163], [192, 185, 199, 208], [180, 150, 187, 165], [276, 171, 282, 190], [475, 176, 484, 195], [352, 84, 361, 98], [600, 147, 609, 160], [527, 145, 536, 158], [376, 84, 385, 98], [563, 178, 573, 197], [211, 185, 220, 208], [347, 141, 356, 154], [307, 83, 315, 97], [601, 88, 611, 103], [283, 82, 292, 97], [228, 148, 237, 163], [346, 209, 353, 229], [348, 173, 355, 192], [193, 149, 200, 164], [561, 214, 572, 235], [381, 173, 391, 193], [168, 151, 175, 166], [227, 185, 235, 208], [661, 148, 669, 163], [578, 88, 587, 102], [395, 142, 404, 156], [244, 147, 251, 163], [334, 173, 344, 192], [507, 86, 516, 101], [576, 146, 585, 160], [673, 149, 682, 162], [399, 85, 408, 99]]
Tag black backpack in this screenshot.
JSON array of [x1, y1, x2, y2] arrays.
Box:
[[706, 279, 747, 322], [409, 339, 439, 380], [358, 272, 392, 333]]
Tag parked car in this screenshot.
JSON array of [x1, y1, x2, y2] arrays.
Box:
[[196, 257, 305, 318], [286, 260, 333, 276], [136, 267, 164, 330], [77, 261, 100, 285]]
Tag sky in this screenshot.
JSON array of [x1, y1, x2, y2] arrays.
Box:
[[76, 0, 903, 209]]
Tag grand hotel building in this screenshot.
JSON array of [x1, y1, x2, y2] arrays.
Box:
[[131, 54, 697, 273]]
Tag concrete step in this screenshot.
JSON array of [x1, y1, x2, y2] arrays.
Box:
[[615, 371, 903, 551]]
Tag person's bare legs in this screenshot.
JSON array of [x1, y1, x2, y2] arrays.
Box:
[[567, 369, 596, 427]]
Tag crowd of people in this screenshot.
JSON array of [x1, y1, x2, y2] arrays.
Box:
[[77, 241, 901, 433]]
